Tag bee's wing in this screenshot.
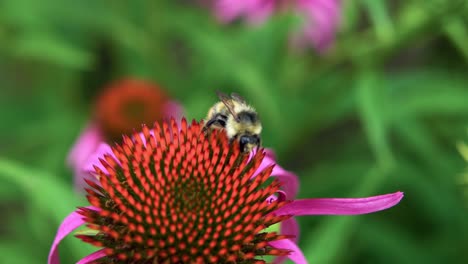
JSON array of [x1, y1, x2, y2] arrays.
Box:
[[230, 92, 246, 104], [216, 90, 240, 122]]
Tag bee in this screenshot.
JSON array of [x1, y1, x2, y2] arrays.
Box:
[[203, 91, 262, 153]]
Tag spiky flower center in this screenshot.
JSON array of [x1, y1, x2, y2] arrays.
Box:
[[94, 79, 169, 142], [78, 119, 291, 264]]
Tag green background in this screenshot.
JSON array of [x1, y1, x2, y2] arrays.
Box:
[[1, 0, 468, 263]]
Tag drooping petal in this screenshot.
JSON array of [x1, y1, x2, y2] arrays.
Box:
[[67, 123, 103, 169], [72, 168, 97, 193], [74, 142, 117, 192], [48, 210, 88, 264], [271, 164, 299, 200], [281, 217, 300, 243], [269, 239, 307, 264], [67, 123, 104, 191], [254, 149, 299, 199], [273, 217, 301, 264], [76, 249, 106, 264], [264, 148, 277, 160], [275, 192, 404, 216], [83, 143, 114, 175]]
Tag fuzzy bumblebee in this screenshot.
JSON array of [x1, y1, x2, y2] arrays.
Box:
[[203, 91, 262, 153]]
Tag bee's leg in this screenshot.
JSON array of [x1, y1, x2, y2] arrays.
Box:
[[204, 118, 220, 129], [212, 113, 227, 127], [203, 113, 227, 132]]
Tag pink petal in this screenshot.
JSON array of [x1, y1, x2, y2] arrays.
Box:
[[266, 190, 287, 204], [274, 217, 301, 264], [254, 150, 299, 199], [245, 0, 275, 25], [76, 249, 106, 264], [275, 192, 404, 216], [73, 168, 98, 193], [163, 101, 184, 125], [215, 0, 247, 22], [293, 0, 341, 52], [309, 0, 341, 50], [67, 123, 104, 192], [269, 239, 307, 264], [83, 143, 114, 175], [48, 210, 88, 264], [214, 0, 275, 25], [68, 123, 103, 171], [272, 165, 299, 200], [264, 148, 276, 160], [281, 217, 300, 243]]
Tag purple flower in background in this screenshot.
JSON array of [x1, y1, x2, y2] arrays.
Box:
[[214, 0, 342, 52], [68, 78, 183, 192], [50, 119, 403, 264]]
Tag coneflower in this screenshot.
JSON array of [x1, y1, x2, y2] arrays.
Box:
[[213, 0, 342, 52], [50, 118, 403, 264]]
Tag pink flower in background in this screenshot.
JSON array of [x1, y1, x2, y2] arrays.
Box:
[[214, 0, 342, 52], [68, 78, 183, 192], [215, 0, 276, 25], [50, 119, 403, 264]]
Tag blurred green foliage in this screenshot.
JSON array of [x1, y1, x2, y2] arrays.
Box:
[[1, 0, 468, 263]]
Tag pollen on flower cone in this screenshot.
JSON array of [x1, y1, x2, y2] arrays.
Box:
[[94, 78, 169, 142], [77, 118, 292, 263]]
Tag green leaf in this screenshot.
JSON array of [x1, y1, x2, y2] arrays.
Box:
[[390, 89, 468, 120], [363, 0, 395, 44], [303, 217, 358, 264], [444, 18, 468, 61], [10, 32, 92, 69], [357, 220, 438, 264], [0, 241, 39, 264], [0, 158, 92, 261], [356, 69, 394, 168], [341, 0, 362, 34]]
